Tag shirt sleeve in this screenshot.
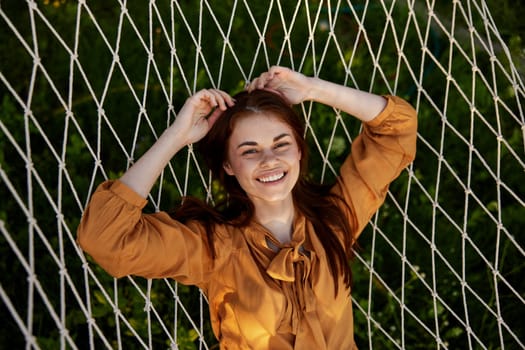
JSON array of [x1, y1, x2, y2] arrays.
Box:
[[76, 180, 230, 285], [332, 95, 418, 240]]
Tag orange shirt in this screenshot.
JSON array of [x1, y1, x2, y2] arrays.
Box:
[[77, 95, 417, 349]]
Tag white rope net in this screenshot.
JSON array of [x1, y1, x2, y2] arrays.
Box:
[[0, 0, 523, 349]]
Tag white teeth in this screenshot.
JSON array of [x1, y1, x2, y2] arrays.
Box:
[[258, 172, 285, 183]]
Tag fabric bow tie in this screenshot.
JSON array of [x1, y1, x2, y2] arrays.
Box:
[[266, 246, 304, 282], [265, 243, 316, 335]]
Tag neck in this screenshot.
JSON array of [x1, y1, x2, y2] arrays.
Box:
[[253, 196, 295, 244]]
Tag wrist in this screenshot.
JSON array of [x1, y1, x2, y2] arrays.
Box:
[[306, 77, 332, 103], [160, 124, 189, 153]]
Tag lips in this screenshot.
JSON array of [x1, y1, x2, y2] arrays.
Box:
[[257, 172, 286, 183]]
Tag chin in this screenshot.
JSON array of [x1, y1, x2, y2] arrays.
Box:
[[253, 187, 296, 204]]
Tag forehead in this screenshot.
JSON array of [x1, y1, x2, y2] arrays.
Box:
[[230, 112, 294, 143]]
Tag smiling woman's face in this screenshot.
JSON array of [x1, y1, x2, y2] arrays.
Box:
[[223, 112, 302, 206]]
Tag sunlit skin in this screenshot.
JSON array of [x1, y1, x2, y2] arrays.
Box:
[[223, 112, 302, 242]]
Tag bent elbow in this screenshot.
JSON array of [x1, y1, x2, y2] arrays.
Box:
[[403, 103, 418, 163], [76, 213, 128, 279]]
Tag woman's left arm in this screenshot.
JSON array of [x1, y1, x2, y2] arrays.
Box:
[[247, 65, 387, 121]]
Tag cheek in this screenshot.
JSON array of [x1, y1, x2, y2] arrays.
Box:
[[224, 148, 239, 175], [227, 157, 254, 178], [286, 148, 302, 164]]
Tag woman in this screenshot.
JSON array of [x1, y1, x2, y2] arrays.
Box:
[[77, 66, 417, 349]]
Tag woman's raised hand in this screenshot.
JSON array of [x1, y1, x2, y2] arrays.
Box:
[[246, 66, 313, 105], [248, 66, 387, 122], [119, 89, 233, 197], [174, 89, 235, 145]]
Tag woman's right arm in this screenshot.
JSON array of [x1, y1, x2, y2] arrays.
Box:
[[77, 89, 234, 282], [120, 89, 235, 198]]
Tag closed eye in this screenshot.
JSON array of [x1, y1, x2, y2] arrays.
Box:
[[241, 148, 258, 156], [274, 142, 290, 149]]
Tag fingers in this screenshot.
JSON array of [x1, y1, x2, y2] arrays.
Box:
[[194, 88, 235, 112], [196, 89, 235, 128], [246, 65, 291, 92], [209, 89, 235, 111], [247, 72, 274, 92], [206, 106, 224, 127]]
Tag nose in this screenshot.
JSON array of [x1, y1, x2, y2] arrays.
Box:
[[260, 149, 278, 167]]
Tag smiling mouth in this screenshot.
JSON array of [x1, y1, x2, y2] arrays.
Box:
[[257, 172, 286, 183]]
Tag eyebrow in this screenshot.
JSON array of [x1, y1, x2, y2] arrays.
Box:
[[236, 133, 291, 149]]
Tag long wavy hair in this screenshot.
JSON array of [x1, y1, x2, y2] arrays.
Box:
[[170, 89, 356, 291]]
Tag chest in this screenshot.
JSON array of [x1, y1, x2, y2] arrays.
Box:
[[208, 231, 349, 325]]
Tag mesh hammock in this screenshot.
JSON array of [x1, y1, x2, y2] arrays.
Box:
[[0, 1, 523, 349]]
